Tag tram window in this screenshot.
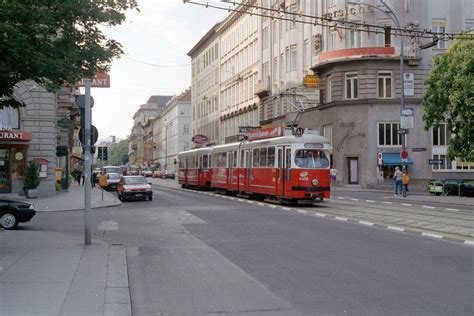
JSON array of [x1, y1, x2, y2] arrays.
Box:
[[208, 155, 212, 168], [233, 151, 237, 168], [295, 150, 329, 168], [203, 155, 208, 168], [267, 147, 275, 167], [260, 147, 267, 167], [240, 150, 245, 167], [199, 156, 202, 168], [286, 148, 291, 169], [252, 149, 260, 167], [229, 152, 234, 168]]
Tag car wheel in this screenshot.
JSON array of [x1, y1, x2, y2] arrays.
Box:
[[1, 212, 19, 230], [148, 196, 153, 201]]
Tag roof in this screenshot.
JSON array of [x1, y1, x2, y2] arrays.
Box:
[[146, 95, 173, 107]]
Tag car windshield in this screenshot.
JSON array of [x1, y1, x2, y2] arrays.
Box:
[[124, 177, 147, 185], [108, 173, 121, 180], [294, 150, 329, 168]]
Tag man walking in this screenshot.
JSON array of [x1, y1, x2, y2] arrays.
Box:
[[393, 167, 403, 196]]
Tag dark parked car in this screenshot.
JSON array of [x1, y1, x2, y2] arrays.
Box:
[[117, 176, 153, 201], [442, 179, 474, 197], [0, 198, 36, 229], [163, 170, 175, 180]]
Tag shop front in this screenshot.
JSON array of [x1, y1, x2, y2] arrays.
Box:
[[0, 130, 33, 193]]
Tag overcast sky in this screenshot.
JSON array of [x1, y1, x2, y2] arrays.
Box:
[[88, 0, 228, 141]]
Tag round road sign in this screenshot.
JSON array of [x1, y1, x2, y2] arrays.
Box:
[[400, 150, 409, 159]]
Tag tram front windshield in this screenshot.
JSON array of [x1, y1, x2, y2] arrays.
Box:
[[295, 150, 329, 168]]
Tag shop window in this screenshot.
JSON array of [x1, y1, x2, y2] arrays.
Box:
[[0, 106, 19, 129]]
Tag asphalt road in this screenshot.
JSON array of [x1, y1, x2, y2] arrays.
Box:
[[30, 186, 473, 315]]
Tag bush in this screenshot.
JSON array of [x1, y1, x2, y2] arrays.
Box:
[[55, 182, 62, 191], [24, 162, 40, 190]]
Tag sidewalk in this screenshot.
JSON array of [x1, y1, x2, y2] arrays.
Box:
[[0, 184, 130, 316]]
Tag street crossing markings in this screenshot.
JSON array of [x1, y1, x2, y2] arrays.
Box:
[[297, 210, 307, 214], [422, 205, 436, 209], [366, 200, 375, 203], [401, 203, 413, 206], [382, 202, 393, 205], [359, 221, 374, 226], [446, 208, 460, 211], [335, 216, 348, 221], [350, 198, 359, 201], [314, 213, 326, 217]]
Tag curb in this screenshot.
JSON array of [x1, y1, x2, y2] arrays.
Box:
[[104, 244, 132, 316]]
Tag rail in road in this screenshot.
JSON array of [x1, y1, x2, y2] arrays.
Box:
[[149, 178, 474, 246]]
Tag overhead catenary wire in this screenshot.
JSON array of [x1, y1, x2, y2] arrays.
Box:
[[184, 0, 474, 41]]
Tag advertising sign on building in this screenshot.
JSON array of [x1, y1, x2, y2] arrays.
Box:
[[248, 126, 282, 141], [191, 134, 208, 144], [403, 73, 414, 96], [303, 75, 320, 88]]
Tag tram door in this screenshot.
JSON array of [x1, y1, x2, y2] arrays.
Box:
[[276, 146, 288, 197], [245, 150, 251, 192]]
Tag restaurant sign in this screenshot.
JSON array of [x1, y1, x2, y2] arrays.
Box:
[[192, 134, 208, 144], [303, 75, 320, 88], [0, 130, 33, 141]]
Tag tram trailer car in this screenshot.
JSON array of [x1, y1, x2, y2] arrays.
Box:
[[178, 147, 213, 189]]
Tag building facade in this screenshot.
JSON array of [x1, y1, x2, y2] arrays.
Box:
[[188, 0, 473, 189]]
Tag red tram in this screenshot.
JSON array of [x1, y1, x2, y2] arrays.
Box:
[[178, 128, 331, 203], [178, 147, 212, 189]]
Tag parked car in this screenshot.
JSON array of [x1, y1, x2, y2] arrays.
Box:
[[0, 198, 36, 229], [105, 172, 121, 191], [142, 169, 153, 177], [442, 179, 474, 197], [117, 176, 153, 201], [163, 170, 175, 180], [152, 170, 163, 178]]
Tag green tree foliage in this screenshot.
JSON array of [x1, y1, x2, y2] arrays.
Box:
[[422, 37, 474, 161], [24, 162, 40, 190], [109, 139, 129, 166], [0, 0, 138, 108]]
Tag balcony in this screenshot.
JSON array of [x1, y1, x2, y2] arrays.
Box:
[[254, 79, 271, 99]]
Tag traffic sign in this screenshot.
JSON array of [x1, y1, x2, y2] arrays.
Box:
[[400, 150, 409, 159], [429, 159, 444, 165], [79, 125, 99, 146]]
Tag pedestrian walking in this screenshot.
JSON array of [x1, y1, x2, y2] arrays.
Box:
[[402, 170, 410, 197], [393, 166, 403, 196], [330, 167, 337, 187], [75, 170, 82, 185]]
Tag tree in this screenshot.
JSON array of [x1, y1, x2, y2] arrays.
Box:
[[109, 139, 129, 166], [0, 0, 138, 108], [422, 37, 474, 161]]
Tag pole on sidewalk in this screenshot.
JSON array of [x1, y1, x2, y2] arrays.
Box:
[[84, 79, 92, 246]]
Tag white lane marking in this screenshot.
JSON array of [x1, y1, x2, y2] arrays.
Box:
[[314, 213, 325, 217], [422, 206, 436, 209], [247, 201, 254, 204], [150, 217, 157, 220], [350, 198, 359, 201], [229, 197, 235, 200], [421, 232, 443, 239], [335, 216, 348, 221], [297, 210, 307, 214], [238, 199, 245, 202], [401, 203, 413, 206], [366, 200, 375, 203], [446, 208, 460, 212], [282, 207, 291, 210], [337, 197, 345, 200], [269, 205, 277, 208], [387, 226, 405, 232], [98, 220, 118, 231], [382, 202, 393, 205], [359, 221, 374, 226], [257, 202, 265, 206], [464, 240, 474, 246]]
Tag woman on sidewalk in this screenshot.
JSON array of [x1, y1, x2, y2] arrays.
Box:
[[402, 170, 410, 197]]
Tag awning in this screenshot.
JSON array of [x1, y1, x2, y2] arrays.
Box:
[[382, 153, 413, 166]]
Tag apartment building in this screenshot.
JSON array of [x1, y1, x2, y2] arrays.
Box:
[[188, 0, 473, 189]]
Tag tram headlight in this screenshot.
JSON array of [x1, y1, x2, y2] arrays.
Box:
[[312, 179, 319, 186]]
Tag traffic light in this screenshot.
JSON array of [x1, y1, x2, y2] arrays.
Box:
[[98, 146, 108, 161]]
